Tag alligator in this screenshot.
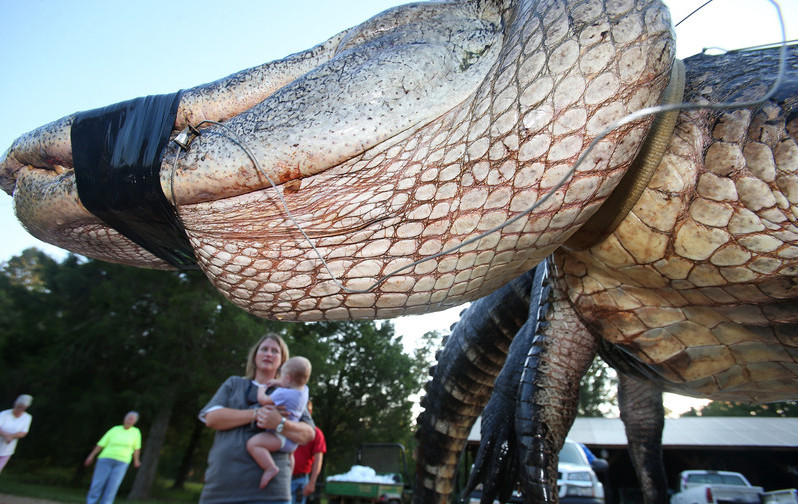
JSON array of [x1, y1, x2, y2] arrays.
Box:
[[1, 1, 796, 503], [418, 39, 798, 503]]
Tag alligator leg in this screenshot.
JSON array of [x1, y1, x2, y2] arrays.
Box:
[[598, 336, 669, 504], [617, 372, 667, 504], [516, 267, 600, 503], [463, 263, 551, 504], [414, 268, 537, 504]]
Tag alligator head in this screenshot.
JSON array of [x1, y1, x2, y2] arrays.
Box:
[[0, 0, 675, 321]]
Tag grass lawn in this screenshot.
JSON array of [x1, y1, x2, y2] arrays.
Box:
[[0, 470, 202, 503]]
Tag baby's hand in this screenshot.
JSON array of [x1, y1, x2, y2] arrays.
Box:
[[256, 386, 269, 404]]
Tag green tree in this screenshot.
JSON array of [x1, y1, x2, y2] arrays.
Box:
[[0, 249, 61, 427], [0, 250, 275, 496], [2, 247, 53, 291], [578, 357, 618, 417], [0, 248, 438, 493], [286, 321, 437, 475]]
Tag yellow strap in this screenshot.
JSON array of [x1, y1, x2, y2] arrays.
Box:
[[566, 59, 686, 250]]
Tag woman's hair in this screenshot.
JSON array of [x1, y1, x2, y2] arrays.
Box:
[[244, 333, 289, 379], [14, 395, 33, 408]]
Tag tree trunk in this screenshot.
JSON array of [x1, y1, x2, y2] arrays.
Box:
[[127, 399, 174, 500], [172, 419, 205, 489]]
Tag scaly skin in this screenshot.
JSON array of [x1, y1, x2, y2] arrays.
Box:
[[418, 261, 664, 504], [415, 268, 536, 503], [419, 45, 798, 504], [556, 46, 798, 404], [515, 270, 599, 502], [0, 0, 673, 321], [617, 372, 667, 504]]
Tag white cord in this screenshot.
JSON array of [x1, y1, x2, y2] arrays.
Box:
[[170, 0, 789, 295]]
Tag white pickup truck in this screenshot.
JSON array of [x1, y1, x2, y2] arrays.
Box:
[[762, 489, 798, 504], [670, 470, 763, 504]]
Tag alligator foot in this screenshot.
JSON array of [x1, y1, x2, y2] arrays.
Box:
[[617, 372, 668, 504], [463, 263, 550, 504], [515, 263, 600, 502]]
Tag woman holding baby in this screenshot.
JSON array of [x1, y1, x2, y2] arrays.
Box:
[[199, 333, 316, 504]]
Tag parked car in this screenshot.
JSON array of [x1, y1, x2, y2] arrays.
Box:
[[557, 440, 606, 504], [467, 440, 605, 504], [763, 489, 798, 504], [670, 470, 763, 504]]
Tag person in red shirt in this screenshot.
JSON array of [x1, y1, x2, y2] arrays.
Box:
[[291, 402, 326, 504]]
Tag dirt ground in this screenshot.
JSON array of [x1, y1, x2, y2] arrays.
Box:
[[0, 495, 60, 504]]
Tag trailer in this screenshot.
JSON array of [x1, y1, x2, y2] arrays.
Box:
[[326, 479, 405, 504], [326, 443, 411, 504]]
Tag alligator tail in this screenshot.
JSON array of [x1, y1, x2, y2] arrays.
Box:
[[414, 268, 537, 503]]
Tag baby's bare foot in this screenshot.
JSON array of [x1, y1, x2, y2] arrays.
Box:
[[260, 467, 279, 489]]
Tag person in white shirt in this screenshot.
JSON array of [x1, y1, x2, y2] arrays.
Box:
[[0, 394, 33, 475]]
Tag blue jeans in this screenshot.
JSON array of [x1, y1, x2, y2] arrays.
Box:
[[291, 475, 310, 504], [86, 457, 129, 504]]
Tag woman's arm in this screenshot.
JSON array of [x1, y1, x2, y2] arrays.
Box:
[[257, 406, 315, 445], [207, 404, 312, 444], [132, 448, 141, 468], [4, 430, 27, 440], [204, 407, 257, 431], [283, 418, 315, 445], [84, 445, 102, 466], [0, 425, 27, 439]]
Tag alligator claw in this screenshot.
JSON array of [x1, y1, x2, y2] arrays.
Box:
[[464, 261, 550, 504], [463, 322, 534, 503], [414, 269, 538, 504]]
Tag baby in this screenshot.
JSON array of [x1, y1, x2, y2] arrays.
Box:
[[247, 356, 311, 489]]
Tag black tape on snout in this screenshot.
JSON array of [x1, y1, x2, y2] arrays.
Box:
[[72, 92, 199, 269]]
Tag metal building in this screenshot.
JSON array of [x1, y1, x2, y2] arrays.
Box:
[[465, 417, 798, 504]]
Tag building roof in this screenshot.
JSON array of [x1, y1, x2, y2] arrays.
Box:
[[568, 417, 798, 449], [468, 417, 798, 449]]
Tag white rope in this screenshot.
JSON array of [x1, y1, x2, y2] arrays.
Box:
[[170, 0, 790, 295]]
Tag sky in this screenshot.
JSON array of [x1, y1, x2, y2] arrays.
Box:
[[1, 0, 796, 415]]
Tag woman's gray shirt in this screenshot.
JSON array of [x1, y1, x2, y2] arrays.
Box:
[[199, 376, 314, 503]]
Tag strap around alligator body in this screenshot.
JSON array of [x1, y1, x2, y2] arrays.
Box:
[[565, 59, 686, 250], [72, 92, 199, 270]]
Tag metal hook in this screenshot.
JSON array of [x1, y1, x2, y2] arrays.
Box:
[[173, 124, 202, 151]]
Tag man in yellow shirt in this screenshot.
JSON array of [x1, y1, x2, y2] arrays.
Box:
[[84, 411, 142, 504]]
